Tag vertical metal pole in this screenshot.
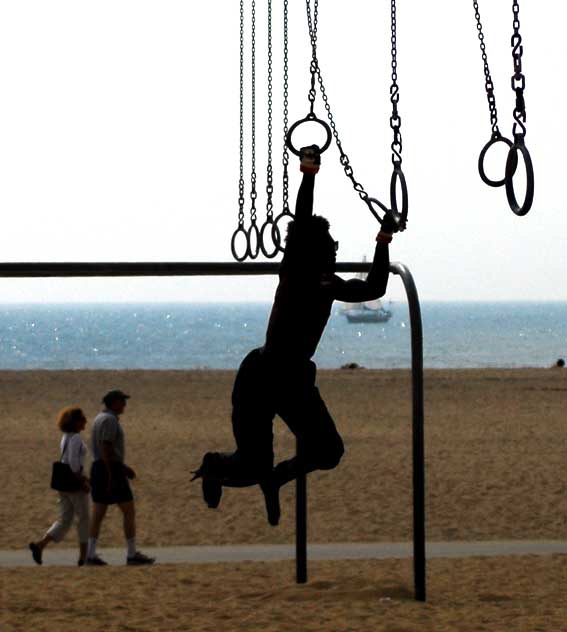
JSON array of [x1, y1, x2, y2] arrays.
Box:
[[296, 437, 307, 583], [390, 262, 426, 602]]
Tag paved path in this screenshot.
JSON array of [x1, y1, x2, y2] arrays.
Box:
[[3, 540, 567, 568]]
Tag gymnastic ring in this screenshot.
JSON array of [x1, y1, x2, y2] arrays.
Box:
[[478, 134, 516, 188], [389, 166, 408, 231], [230, 226, 250, 262], [247, 222, 260, 259], [367, 196, 405, 233], [259, 218, 280, 259], [365, 197, 389, 224], [505, 138, 534, 216], [285, 114, 332, 157], [272, 210, 295, 252]]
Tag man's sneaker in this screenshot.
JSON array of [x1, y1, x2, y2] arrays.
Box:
[[29, 542, 42, 565], [127, 551, 156, 566], [260, 480, 281, 526], [85, 555, 108, 566], [191, 452, 223, 509]]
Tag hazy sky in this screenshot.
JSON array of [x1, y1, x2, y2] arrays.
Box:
[[0, 1, 565, 303]]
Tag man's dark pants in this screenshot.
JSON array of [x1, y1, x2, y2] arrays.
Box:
[[220, 347, 344, 487]]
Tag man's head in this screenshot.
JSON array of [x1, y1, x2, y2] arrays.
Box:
[[102, 389, 130, 415], [286, 214, 337, 273]]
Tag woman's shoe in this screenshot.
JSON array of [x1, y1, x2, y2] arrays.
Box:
[[29, 542, 42, 565]]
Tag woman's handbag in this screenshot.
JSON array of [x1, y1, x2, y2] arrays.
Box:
[[50, 438, 82, 492]]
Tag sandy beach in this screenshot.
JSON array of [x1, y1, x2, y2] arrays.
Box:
[[1, 368, 566, 630]]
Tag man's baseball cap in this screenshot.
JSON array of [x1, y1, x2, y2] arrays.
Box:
[[102, 389, 131, 406]]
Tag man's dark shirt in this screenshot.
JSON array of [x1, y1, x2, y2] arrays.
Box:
[[264, 172, 389, 361]]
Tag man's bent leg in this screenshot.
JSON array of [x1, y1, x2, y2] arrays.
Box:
[[276, 382, 344, 487], [118, 500, 136, 540], [86, 503, 108, 563], [194, 348, 275, 511], [119, 500, 155, 565], [89, 503, 108, 539], [259, 478, 281, 526]]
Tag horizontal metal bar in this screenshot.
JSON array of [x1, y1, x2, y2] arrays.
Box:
[[0, 261, 391, 278]]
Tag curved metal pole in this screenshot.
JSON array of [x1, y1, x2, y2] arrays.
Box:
[[0, 259, 425, 600], [389, 261, 426, 602]]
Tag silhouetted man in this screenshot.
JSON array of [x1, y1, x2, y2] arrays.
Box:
[[193, 145, 398, 525]]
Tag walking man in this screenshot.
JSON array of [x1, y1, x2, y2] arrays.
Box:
[[86, 390, 155, 566]]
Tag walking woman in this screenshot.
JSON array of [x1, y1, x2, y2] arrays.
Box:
[[29, 407, 90, 566]]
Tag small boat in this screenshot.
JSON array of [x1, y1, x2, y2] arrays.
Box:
[[341, 256, 392, 323], [342, 299, 392, 323]]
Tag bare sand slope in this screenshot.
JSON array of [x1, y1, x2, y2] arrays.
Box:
[[2, 556, 566, 631], [1, 368, 566, 550]]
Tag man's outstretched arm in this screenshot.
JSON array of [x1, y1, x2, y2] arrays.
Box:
[[333, 216, 398, 303], [293, 145, 320, 225]]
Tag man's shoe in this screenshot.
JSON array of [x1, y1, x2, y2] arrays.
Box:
[[85, 555, 108, 566], [260, 480, 281, 526], [192, 452, 223, 509], [127, 551, 156, 565], [29, 542, 42, 565], [78, 558, 85, 567], [202, 477, 222, 509]]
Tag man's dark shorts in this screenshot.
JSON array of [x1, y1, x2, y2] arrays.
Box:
[[90, 460, 134, 504]]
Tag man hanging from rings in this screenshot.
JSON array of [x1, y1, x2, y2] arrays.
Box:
[[192, 144, 399, 525]]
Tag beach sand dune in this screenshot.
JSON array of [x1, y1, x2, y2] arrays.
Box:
[[1, 368, 566, 631]]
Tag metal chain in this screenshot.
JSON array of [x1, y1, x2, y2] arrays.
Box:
[[470, 0, 533, 214], [231, 0, 251, 261], [249, 0, 258, 224], [306, 0, 318, 115], [281, 0, 290, 214], [265, 0, 274, 218], [237, 0, 245, 228], [258, 0, 280, 258], [305, 0, 372, 208], [389, 0, 403, 166], [472, 0, 501, 138], [510, 0, 526, 138], [270, 0, 293, 255]]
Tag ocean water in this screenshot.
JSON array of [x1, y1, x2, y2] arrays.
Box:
[[0, 302, 566, 370]]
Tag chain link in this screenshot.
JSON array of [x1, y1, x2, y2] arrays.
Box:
[[471, 0, 533, 214], [389, 0, 403, 166], [249, 0, 258, 223], [305, 0, 372, 208], [472, 0, 501, 138], [306, 0, 318, 114], [265, 0, 274, 217], [510, 0, 526, 137], [281, 0, 290, 214], [237, 0, 245, 227]]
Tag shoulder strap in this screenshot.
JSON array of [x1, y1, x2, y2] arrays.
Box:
[[60, 435, 70, 462]]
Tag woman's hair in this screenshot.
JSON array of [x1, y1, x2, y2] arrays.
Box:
[[57, 407, 86, 433]]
